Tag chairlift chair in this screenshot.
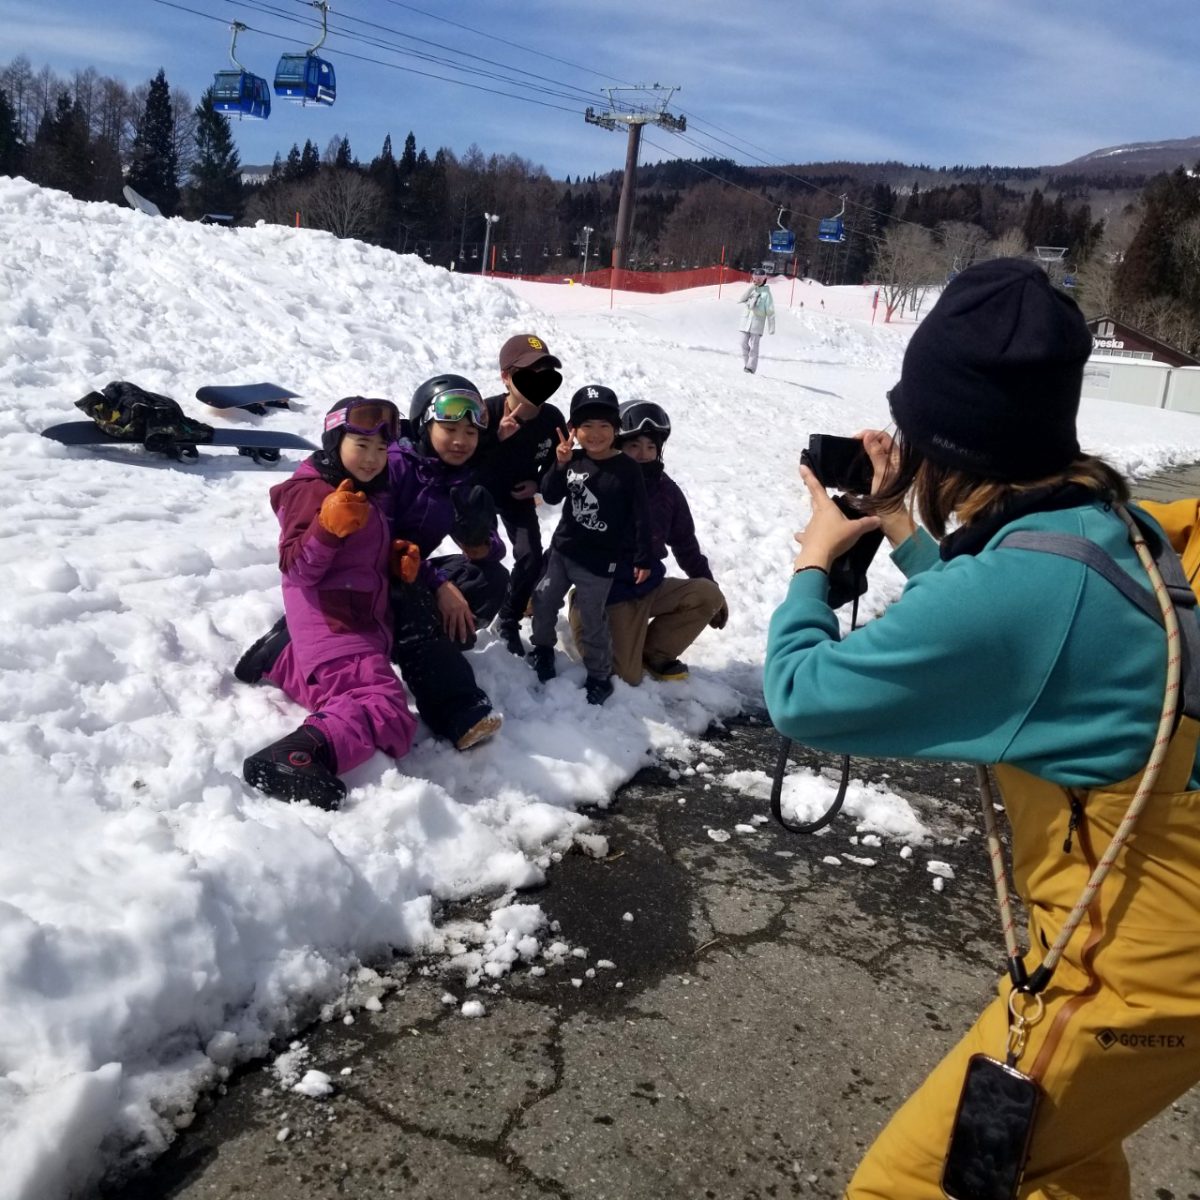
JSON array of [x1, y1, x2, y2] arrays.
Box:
[[817, 196, 847, 244], [274, 1, 336, 105], [212, 23, 271, 120]]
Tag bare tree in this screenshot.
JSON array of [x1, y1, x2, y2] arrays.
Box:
[[873, 224, 937, 321], [937, 220, 988, 275], [1073, 254, 1118, 316], [302, 170, 385, 240], [170, 85, 196, 180], [987, 227, 1027, 259], [244, 180, 306, 227]]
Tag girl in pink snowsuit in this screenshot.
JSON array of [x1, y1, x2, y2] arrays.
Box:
[[243, 397, 417, 810]]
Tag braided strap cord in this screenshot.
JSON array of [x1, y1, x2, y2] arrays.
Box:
[[981, 503, 1183, 991], [977, 765, 1024, 968]]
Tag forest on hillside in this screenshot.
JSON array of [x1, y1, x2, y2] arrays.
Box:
[[3, 54, 1199, 354]]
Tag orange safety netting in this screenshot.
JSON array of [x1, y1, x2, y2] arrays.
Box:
[[483, 265, 789, 292]]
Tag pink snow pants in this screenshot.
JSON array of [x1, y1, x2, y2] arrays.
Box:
[[266, 645, 416, 772]]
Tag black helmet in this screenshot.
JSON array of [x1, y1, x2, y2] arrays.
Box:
[[408, 374, 487, 431], [617, 399, 671, 444], [569, 384, 620, 426]]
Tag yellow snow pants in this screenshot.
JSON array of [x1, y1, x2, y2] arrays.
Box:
[[845, 717, 1200, 1199]]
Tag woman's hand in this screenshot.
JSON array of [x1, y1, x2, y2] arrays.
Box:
[[436, 580, 476, 642], [793, 465, 881, 572], [855, 428, 917, 548]]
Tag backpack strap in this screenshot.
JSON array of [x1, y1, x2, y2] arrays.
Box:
[[997, 526, 1200, 720]]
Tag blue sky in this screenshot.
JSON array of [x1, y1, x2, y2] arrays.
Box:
[[7, 0, 1199, 178]]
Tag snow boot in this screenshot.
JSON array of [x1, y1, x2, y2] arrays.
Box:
[[455, 711, 503, 751], [529, 645, 557, 683], [234, 616, 290, 684], [584, 675, 614, 706], [243, 724, 345, 811], [645, 656, 689, 682], [497, 618, 527, 658]]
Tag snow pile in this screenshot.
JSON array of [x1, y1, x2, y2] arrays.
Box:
[[2, 176, 1200, 1199]]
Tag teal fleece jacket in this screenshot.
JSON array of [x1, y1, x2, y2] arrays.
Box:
[[764, 501, 1200, 789]]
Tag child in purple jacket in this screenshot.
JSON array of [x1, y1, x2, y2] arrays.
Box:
[[570, 399, 727, 685], [242, 397, 417, 810]]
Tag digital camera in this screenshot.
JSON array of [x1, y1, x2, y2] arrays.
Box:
[[800, 434, 874, 495]]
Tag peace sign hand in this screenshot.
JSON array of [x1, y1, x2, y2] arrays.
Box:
[[555, 427, 575, 464], [792, 464, 881, 573]]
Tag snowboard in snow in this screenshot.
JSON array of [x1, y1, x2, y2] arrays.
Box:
[[195, 383, 300, 415], [42, 422, 316, 465]]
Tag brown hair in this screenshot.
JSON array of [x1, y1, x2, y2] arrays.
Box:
[[862, 432, 1129, 540]]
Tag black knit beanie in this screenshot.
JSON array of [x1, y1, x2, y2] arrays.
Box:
[[888, 258, 1092, 481]]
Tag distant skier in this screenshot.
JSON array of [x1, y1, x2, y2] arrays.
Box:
[[736, 268, 775, 374]]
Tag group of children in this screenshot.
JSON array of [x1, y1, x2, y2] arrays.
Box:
[[235, 334, 727, 809]]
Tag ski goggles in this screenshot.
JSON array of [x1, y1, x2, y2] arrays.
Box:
[[325, 399, 400, 441], [427, 389, 489, 430], [620, 403, 671, 438]]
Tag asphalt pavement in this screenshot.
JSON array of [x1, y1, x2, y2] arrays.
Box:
[[102, 466, 1200, 1200]]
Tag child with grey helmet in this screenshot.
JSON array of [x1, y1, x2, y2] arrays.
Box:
[[570, 399, 727, 684], [529, 385, 653, 705]]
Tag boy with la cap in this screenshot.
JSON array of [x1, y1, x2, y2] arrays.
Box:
[[473, 333, 570, 656], [529, 384, 653, 705]]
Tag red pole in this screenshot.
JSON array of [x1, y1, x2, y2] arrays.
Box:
[[490, 245, 496, 275], [789, 255, 798, 308], [609, 248, 616, 310], [294, 211, 301, 228], [717, 245, 726, 298]]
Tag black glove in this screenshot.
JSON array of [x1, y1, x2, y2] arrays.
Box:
[[450, 484, 498, 548]]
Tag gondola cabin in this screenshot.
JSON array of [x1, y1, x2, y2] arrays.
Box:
[[212, 71, 271, 120], [769, 229, 796, 254], [817, 217, 845, 243], [274, 54, 336, 105]]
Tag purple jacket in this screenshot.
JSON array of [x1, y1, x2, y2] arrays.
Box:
[[387, 440, 504, 590], [270, 460, 392, 675], [607, 465, 714, 605]]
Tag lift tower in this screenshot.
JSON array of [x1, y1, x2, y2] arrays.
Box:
[[585, 86, 685, 272]]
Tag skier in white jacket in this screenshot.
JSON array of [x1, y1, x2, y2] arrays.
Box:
[[736, 269, 776, 373]]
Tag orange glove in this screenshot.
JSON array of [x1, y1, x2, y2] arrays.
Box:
[[318, 479, 370, 538], [390, 538, 421, 583]]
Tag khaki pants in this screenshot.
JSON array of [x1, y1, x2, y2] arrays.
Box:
[[846, 719, 1200, 1199], [571, 576, 724, 685]]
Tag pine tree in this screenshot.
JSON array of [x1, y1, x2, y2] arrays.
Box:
[[334, 136, 352, 170], [298, 138, 320, 180], [188, 89, 243, 221], [127, 69, 180, 215], [26, 92, 90, 198], [283, 144, 302, 181], [0, 87, 23, 176]]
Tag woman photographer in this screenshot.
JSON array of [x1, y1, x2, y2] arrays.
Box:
[[764, 258, 1200, 1199]]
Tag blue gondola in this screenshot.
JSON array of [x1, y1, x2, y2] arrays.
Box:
[[275, 1, 336, 106], [769, 206, 795, 255], [212, 23, 271, 121], [817, 195, 847, 243]]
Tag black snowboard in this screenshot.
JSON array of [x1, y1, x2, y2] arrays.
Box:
[[42, 422, 317, 465], [195, 383, 299, 415]]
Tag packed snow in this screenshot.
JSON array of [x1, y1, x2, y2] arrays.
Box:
[[3, 175, 1200, 1199]]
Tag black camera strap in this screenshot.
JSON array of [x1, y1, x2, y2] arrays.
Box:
[[770, 593, 861, 835]]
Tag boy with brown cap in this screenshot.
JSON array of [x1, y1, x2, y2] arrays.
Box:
[[473, 333, 569, 655]]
